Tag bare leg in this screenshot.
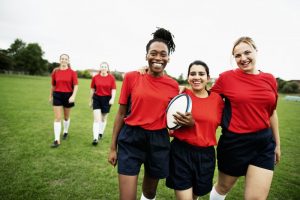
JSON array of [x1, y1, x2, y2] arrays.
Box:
[[119, 174, 138, 200], [175, 187, 194, 200], [214, 171, 238, 195], [244, 165, 273, 200], [142, 172, 159, 199]]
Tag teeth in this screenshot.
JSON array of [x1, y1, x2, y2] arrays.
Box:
[[153, 63, 162, 67]]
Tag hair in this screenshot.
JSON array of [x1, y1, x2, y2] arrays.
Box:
[[232, 36, 257, 55], [146, 27, 176, 55], [99, 61, 110, 73], [187, 60, 210, 78]]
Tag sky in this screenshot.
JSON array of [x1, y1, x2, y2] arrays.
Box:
[[0, 0, 299, 80]]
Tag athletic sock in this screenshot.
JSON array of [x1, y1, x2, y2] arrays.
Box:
[[54, 122, 61, 141], [102, 120, 107, 135], [99, 121, 103, 136], [140, 193, 156, 200], [209, 186, 226, 200], [63, 118, 70, 133], [93, 122, 100, 140]]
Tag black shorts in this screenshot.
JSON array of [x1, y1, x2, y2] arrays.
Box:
[[217, 128, 275, 177], [117, 124, 170, 179], [92, 94, 111, 113], [166, 138, 216, 196], [53, 92, 74, 108]]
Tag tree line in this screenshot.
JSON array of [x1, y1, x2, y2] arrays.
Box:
[[0, 39, 298, 93]]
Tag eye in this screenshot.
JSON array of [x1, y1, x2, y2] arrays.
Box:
[[199, 72, 206, 76], [244, 50, 251, 55], [234, 54, 241, 58], [189, 72, 196, 76]]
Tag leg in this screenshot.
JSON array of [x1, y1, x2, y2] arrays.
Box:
[[63, 107, 71, 135], [53, 106, 62, 144], [93, 109, 101, 142], [244, 165, 273, 200], [141, 171, 159, 199], [119, 174, 138, 200], [100, 113, 108, 135], [210, 171, 238, 200], [174, 188, 194, 200]]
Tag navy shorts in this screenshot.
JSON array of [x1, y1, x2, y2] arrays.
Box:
[[92, 94, 111, 113], [117, 124, 170, 179], [217, 128, 275, 177], [166, 138, 216, 196], [53, 92, 74, 108]]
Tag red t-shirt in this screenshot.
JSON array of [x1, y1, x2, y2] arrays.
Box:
[[119, 71, 179, 130], [91, 74, 116, 96], [51, 68, 78, 92], [211, 68, 278, 134], [171, 89, 224, 147]]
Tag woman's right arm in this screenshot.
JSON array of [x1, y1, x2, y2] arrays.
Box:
[[49, 86, 54, 103], [89, 88, 95, 108], [108, 104, 127, 167]]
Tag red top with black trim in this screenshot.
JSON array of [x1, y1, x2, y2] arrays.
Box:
[[119, 71, 179, 130], [91, 74, 116, 96], [171, 89, 224, 147], [211, 68, 278, 134], [51, 68, 78, 92]]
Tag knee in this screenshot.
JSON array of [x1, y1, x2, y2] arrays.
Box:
[[143, 190, 156, 199], [215, 181, 233, 195]]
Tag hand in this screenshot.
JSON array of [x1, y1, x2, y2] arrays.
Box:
[[89, 100, 92, 108], [275, 145, 281, 165], [173, 112, 195, 127], [137, 66, 148, 75], [179, 86, 187, 94], [68, 96, 75, 103], [109, 99, 114, 105], [108, 149, 117, 167], [49, 96, 53, 103]]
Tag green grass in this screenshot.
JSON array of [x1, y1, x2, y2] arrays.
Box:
[[0, 74, 299, 200]]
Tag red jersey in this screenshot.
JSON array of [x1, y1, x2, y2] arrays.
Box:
[[91, 74, 116, 96], [171, 89, 224, 147], [119, 71, 179, 130], [211, 68, 278, 134], [51, 68, 78, 92]]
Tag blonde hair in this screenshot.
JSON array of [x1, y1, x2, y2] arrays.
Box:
[[232, 37, 257, 55]]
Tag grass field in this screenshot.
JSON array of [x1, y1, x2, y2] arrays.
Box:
[[0, 74, 299, 200]]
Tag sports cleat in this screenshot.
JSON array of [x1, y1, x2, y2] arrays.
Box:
[[98, 134, 103, 140], [51, 140, 60, 148], [62, 133, 68, 140], [92, 139, 98, 145]]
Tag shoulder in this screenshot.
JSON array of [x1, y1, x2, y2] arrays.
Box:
[[124, 71, 140, 80], [163, 75, 179, 85], [51, 67, 60, 74], [259, 71, 276, 80]]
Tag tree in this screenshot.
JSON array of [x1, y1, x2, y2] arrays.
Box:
[[0, 49, 13, 71], [281, 81, 299, 93]]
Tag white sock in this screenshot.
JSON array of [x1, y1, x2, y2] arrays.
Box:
[[99, 121, 103, 135], [140, 193, 155, 200], [54, 122, 61, 141], [102, 120, 107, 135], [210, 186, 226, 200], [93, 122, 100, 140], [63, 118, 70, 133]]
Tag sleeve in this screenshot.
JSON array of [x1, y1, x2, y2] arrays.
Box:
[[111, 75, 117, 89], [91, 76, 95, 89], [118, 72, 134, 105], [51, 71, 56, 86], [210, 74, 223, 94], [72, 71, 78, 85]]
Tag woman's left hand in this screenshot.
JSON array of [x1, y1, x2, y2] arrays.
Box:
[[69, 96, 75, 103], [275, 145, 281, 165], [173, 112, 194, 127]]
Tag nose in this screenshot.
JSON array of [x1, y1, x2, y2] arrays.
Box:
[[241, 54, 247, 61]]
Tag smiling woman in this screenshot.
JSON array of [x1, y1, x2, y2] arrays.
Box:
[[108, 27, 179, 200]]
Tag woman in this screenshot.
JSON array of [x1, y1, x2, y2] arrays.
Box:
[[108, 28, 179, 200], [209, 37, 281, 200], [49, 54, 78, 148], [90, 61, 116, 145], [166, 60, 224, 200]]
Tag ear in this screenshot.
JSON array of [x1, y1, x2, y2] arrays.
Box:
[[167, 57, 170, 63]]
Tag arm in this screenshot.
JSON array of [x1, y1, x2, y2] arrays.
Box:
[[270, 110, 281, 164], [89, 88, 95, 108], [69, 85, 78, 103], [109, 89, 116, 105], [108, 104, 127, 167], [49, 85, 54, 103]]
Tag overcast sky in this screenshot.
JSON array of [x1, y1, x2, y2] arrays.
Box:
[[1, 0, 299, 80]]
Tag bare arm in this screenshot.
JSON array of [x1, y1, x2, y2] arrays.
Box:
[[49, 85, 54, 103], [109, 89, 116, 105], [270, 110, 281, 164], [108, 104, 127, 166], [69, 85, 78, 103], [89, 88, 95, 108]]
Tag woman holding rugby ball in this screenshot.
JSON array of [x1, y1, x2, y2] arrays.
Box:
[[89, 61, 116, 145], [166, 60, 224, 200], [209, 37, 281, 200], [108, 27, 180, 200], [49, 54, 78, 148]]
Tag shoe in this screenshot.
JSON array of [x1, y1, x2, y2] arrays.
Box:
[[51, 140, 60, 148], [63, 133, 68, 140], [98, 134, 103, 140], [92, 139, 98, 145]]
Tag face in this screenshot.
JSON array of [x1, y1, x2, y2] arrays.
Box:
[[59, 54, 69, 67], [146, 42, 169, 76], [99, 63, 109, 73], [188, 64, 209, 91], [233, 42, 257, 73]]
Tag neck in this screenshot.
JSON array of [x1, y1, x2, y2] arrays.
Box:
[[192, 88, 208, 98], [148, 71, 164, 78], [60, 65, 68, 70], [100, 72, 108, 76]]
